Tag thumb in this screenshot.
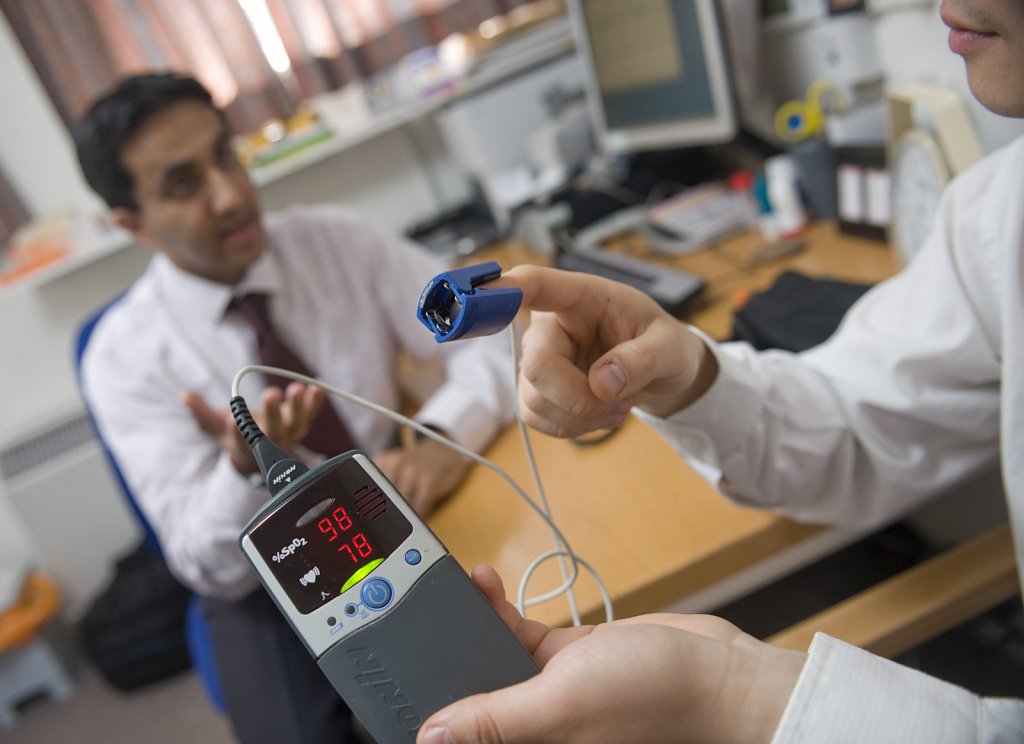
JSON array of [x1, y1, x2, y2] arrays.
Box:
[[419, 694, 502, 744], [418, 679, 559, 744], [181, 391, 227, 436], [590, 321, 713, 417], [589, 329, 684, 402]]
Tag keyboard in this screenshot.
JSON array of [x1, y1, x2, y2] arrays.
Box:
[[553, 249, 704, 316]]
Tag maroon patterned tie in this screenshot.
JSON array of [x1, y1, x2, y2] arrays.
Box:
[[231, 293, 355, 457]]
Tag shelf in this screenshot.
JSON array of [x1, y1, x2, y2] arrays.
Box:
[[0, 229, 135, 294], [249, 16, 575, 188]]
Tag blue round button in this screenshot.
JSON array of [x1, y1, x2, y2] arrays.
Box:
[[405, 549, 422, 565], [360, 578, 393, 610]]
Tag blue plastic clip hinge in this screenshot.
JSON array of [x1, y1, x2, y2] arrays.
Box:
[[416, 261, 523, 342]]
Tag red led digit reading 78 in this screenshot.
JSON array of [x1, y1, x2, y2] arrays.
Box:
[[317, 506, 374, 563], [338, 534, 373, 562]]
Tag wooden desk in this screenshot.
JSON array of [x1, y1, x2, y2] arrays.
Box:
[[429, 223, 901, 628]]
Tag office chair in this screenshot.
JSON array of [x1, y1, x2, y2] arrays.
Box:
[[74, 297, 225, 712]]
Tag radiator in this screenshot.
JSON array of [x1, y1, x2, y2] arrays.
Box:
[[0, 413, 140, 619]]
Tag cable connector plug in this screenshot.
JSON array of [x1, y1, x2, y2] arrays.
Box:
[[230, 395, 309, 496]]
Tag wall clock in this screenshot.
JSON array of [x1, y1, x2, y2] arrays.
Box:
[[889, 127, 951, 264], [887, 85, 983, 263]]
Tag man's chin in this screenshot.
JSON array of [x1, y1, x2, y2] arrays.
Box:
[[965, 73, 1024, 118], [222, 218, 264, 253]]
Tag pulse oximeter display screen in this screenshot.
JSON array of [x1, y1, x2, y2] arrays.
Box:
[[249, 458, 413, 614]]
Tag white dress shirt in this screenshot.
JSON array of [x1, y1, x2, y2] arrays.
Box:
[[640, 135, 1024, 740], [82, 204, 514, 599]]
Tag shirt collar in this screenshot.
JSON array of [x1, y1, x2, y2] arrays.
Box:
[[150, 236, 283, 325], [235, 241, 280, 301]]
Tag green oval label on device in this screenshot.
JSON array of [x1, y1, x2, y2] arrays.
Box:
[[341, 558, 384, 594]]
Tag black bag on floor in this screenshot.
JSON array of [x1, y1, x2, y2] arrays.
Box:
[[78, 542, 192, 690]]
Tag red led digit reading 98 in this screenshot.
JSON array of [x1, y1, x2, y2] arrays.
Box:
[[317, 506, 375, 564]]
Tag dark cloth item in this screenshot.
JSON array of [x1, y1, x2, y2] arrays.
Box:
[[231, 293, 355, 457], [78, 542, 192, 690], [200, 589, 357, 744], [732, 271, 873, 352]]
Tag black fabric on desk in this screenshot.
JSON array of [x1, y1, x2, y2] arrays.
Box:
[[732, 271, 872, 352]]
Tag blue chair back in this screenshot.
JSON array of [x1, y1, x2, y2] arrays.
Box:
[[74, 298, 163, 555], [75, 297, 225, 712]]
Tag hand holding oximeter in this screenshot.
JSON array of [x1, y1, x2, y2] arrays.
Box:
[[416, 261, 522, 342], [239, 451, 538, 743]]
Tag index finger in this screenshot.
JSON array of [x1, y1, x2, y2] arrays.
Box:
[[258, 386, 285, 436], [484, 265, 644, 314]]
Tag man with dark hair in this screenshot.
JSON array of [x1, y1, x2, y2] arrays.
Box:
[[76, 72, 514, 743]]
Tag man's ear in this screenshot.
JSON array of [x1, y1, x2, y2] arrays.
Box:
[[111, 207, 158, 250]]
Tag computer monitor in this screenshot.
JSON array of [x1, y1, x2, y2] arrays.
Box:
[[567, 0, 737, 154]]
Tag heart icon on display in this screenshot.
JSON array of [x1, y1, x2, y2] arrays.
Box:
[[299, 566, 321, 586]]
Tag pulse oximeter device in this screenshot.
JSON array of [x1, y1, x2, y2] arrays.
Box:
[[416, 261, 523, 342], [240, 451, 538, 741]]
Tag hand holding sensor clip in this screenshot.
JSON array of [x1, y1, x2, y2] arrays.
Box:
[[416, 261, 522, 342]]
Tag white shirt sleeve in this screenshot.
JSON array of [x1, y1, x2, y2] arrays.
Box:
[[633, 150, 1022, 742], [638, 184, 1001, 528], [772, 634, 1024, 743]]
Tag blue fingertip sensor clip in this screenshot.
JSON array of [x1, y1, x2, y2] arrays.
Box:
[[417, 261, 522, 343]]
